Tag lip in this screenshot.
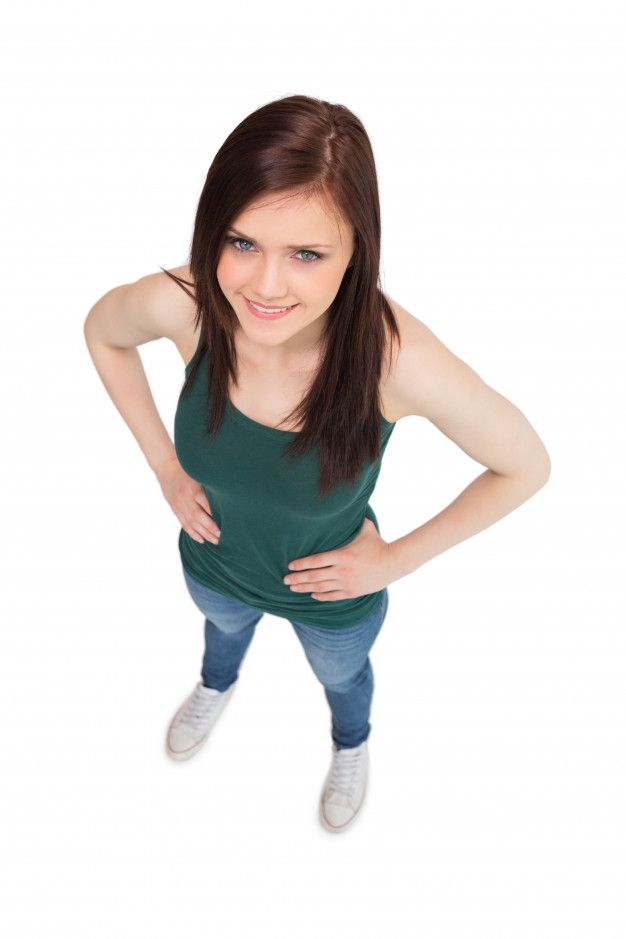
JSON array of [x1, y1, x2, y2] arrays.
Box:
[[243, 296, 299, 320]]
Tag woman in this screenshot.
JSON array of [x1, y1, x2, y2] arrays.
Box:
[[84, 94, 550, 834]]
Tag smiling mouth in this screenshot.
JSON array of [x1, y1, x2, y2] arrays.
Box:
[[246, 297, 298, 313]]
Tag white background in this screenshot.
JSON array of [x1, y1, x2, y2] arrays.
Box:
[[2, 1, 624, 936]]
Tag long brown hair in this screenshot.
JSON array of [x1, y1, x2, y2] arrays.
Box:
[[161, 93, 401, 499]]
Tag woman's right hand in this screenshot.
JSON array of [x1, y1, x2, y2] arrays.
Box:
[[156, 456, 221, 545]]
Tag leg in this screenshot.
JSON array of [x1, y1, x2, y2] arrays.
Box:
[[182, 567, 264, 692], [289, 590, 389, 750]]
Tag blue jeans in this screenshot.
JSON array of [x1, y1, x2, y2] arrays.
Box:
[[182, 567, 390, 751]]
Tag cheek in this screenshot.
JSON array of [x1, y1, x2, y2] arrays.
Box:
[[216, 254, 238, 288], [304, 269, 343, 303]]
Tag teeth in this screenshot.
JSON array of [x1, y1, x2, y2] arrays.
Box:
[[250, 300, 291, 314]]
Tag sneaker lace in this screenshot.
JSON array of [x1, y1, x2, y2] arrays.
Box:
[[328, 746, 362, 794], [180, 686, 221, 731]]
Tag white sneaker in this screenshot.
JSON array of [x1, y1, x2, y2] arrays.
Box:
[[165, 679, 237, 761], [319, 740, 369, 832]]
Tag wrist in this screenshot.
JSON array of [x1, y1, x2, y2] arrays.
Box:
[[152, 452, 179, 480], [388, 535, 418, 581]]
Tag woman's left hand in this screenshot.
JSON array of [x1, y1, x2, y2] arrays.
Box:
[[283, 517, 398, 602]]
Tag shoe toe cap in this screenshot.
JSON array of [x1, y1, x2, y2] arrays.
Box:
[[323, 806, 352, 828], [320, 788, 362, 829], [167, 725, 198, 753]]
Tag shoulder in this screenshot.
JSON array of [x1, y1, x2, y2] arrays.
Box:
[[123, 264, 198, 356], [382, 294, 482, 421], [85, 264, 196, 351]]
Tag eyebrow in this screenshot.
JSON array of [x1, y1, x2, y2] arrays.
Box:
[[227, 228, 334, 250]]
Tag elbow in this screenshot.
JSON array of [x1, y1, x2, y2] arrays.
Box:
[[83, 307, 100, 345], [537, 442, 551, 484], [83, 309, 93, 337], [528, 449, 551, 490], [497, 446, 551, 490], [524, 435, 551, 488]]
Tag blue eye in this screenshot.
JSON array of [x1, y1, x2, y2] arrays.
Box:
[[224, 236, 323, 264]]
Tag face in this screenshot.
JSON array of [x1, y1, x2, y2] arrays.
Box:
[[216, 190, 355, 365]]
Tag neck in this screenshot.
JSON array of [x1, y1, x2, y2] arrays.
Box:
[[235, 313, 328, 371]]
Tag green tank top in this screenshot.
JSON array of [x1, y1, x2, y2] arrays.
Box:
[[174, 339, 396, 629]]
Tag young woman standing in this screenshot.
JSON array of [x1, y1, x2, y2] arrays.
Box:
[[84, 95, 550, 833]]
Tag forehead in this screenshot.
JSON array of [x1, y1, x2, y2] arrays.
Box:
[[232, 192, 351, 247]]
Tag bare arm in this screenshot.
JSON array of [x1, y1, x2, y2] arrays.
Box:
[[83, 271, 221, 546], [83, 274, 182, 477], [385, 302, 551, 579]]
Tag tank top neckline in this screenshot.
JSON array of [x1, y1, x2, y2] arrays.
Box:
[[184, 343, 395, 439]]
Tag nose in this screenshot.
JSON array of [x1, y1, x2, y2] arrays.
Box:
[[249, 259, 291, 303]]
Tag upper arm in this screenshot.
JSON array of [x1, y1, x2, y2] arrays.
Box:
[[83, 268, 193, 349], [389, 303, 551, 478]]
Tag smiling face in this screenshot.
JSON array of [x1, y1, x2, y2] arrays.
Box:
[[216, 189, 355, 365]]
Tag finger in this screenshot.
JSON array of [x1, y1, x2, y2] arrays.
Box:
[[286, 568, 338, 586], [195, 489, 214, 514], [310, 590, 347, 602], [200, 514, 221, 538], [185, 527, 205, 544], [191, 499, 221, 538], [194, 518, 221, 542], [184, 516, 219, 544], [288, 553, 337, 571], [288, 579, 340, 593]]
